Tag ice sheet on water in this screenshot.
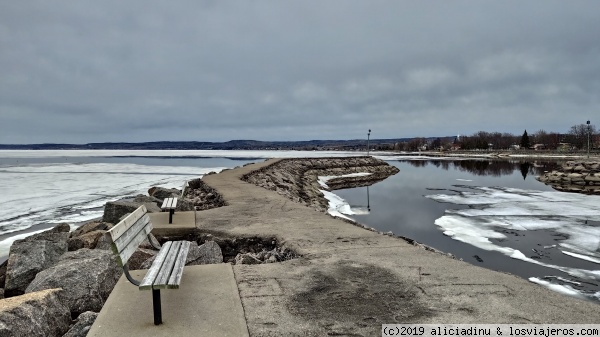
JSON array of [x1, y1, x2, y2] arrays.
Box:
[[428, 186, 600, 299], [318, 172, 372, 189], [0, 162, 227, 238], [562, 251, 600, 264], [528, 277, 587, 299], [319, 172, 373, 220], [0, 149, 365, 159]]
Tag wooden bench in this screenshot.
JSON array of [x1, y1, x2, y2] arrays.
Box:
[[105, 205, 190, 325], [160, 181, 188, 224]]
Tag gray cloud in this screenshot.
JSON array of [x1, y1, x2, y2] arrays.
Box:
[[1, 0, 599, 143]]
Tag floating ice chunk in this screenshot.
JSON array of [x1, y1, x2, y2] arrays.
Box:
[[562, 251, 600, 264], [318, 172, 372, 189], [456, 179, 473, 182], [528, 277, 587, 299]]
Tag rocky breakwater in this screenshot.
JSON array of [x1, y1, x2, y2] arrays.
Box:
[[0, 180, 228, 337], [242, 156, 400, 211], [537, 160, 600, 194]]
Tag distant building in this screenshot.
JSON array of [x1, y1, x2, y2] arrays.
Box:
[[531, 144, 546, 151]]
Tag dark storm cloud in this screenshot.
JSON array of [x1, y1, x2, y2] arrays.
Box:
[[1, 1, 599, 143]]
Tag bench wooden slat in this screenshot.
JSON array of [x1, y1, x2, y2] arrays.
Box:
[[166, 241, 190, 289], [107, 205, 148, 242], [153, 241, 183, 289], [111, 218, 153, 267], [139, 241, 173, 290], [111, 214, 150, 253], [161, 197, 178, 210]]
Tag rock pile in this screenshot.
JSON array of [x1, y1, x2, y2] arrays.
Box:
[[242, 157, 400, 211], [537, 161, 600, 194], [0, 177, 228, 336], [234, 247, 297, 265], [185, 178, 227, 210], [0, 223, 121, 336]]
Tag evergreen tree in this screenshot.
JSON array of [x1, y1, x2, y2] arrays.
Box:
[[520, 130, 530, 149]]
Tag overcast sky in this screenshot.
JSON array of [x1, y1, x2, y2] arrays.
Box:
[[1, 1, 599, 144]]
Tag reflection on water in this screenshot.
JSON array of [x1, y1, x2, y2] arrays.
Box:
[[334, 159, 600, 303], [405, 159, 560, 178]]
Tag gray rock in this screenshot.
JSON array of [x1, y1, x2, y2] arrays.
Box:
[[62, 311, 98, 337], [133, 194, 162, 208], [4, 230, 69, 297], [127, 248, 157, 270], [94, 235, 112, 250], [148, 187, 179, 200], [234, 253, 262, 265], [70, 221, 112, 238], [186, 241, 223, 265], [50, 223, 71, 233], [25, 249, 121, 317], [0, 260, 6, 288], [67, 230, 106, 251], [102, 200, 139, 224], [0, 288, 71, 337], [176, 198, 196, 212]]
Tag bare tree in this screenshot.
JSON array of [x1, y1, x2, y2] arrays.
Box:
[[567, 123, 597, 150]]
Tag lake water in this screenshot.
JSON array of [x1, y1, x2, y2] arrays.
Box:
[[333, 159, 600, 302], [1, 150, 598, 303]]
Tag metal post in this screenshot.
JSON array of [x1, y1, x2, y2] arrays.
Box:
[[169, 209, 174, 224], [587, 120, 591, 158], [367, 129, 371, 156], [153, 289, 162, 325], [367, 186, 370, 212]]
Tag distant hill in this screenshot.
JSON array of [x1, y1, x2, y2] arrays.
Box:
[[0, 138, 421, 151]]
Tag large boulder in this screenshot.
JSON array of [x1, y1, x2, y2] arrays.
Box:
[[148, 187, 180, 200], [102, 199, 161, 225], [70, 221, 112, 238], [62, 311, 98, 337], [127, 248, 157, 270], [0, 288, 71, 337], [101, 201, 139, 224], [132, 195, 162, 212], [4, 228, 69, 297], [25, 249, 121, 317], [67, 230, 106, 251], [186, 241, 223, 265]]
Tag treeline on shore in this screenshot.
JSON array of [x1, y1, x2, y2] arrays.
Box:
[[378, 123, 598, 152]]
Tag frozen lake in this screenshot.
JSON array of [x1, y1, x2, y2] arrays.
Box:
[[1, 150, 598, 302]]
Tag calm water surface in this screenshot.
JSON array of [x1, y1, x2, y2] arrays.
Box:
[[335, 159, 600, 300]]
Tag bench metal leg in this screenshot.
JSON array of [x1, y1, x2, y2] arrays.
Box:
[[152, 289, 162, 325], [169, 209, 174, 224]]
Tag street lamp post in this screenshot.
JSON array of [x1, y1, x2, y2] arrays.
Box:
[[367, 129, 371, 156], [587, 120, 591, 158]]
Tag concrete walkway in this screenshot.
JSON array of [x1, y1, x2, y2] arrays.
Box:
[[200, 159, 600, 336], [87, 264, 248, 337], [93, 159, 600, 336]]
